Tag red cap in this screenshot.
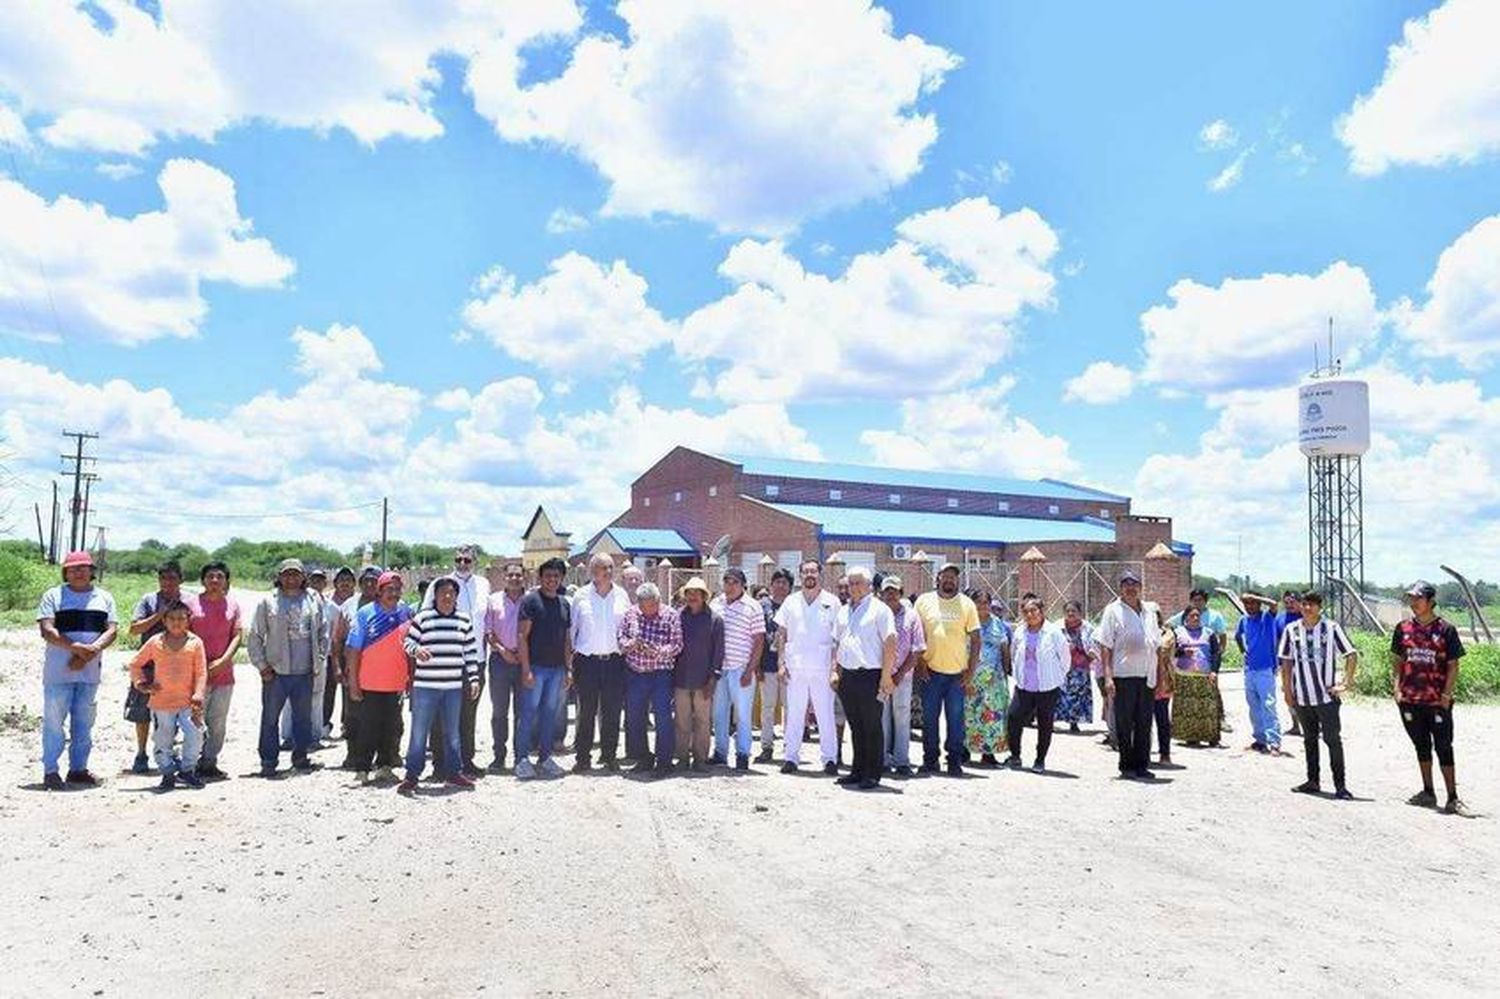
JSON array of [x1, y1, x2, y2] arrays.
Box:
[[376, 571, 403, 590], [62, 550, 94, 569]]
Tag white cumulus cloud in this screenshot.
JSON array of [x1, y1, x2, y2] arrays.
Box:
[[1337, 0, 1500, 175], [468, 0, 958, 234], [0, 158, 293, 345], [1199, 118, 1238, 150], [1139, 262, 1380, 392], [1063, 361, 1136, 404], [461, 252, 674, 374], [1395, 214, 1500, 369], [678, 196, 1059, 401]]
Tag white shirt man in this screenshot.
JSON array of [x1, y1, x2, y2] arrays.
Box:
[[569, 555, 632, 771], [1096, 572, 1162, 780], [774, 562, 841, 774], [833, 573, 896, 788], [421, 546, 491, 661]]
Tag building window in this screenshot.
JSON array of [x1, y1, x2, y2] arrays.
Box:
[[1047, 503, 1060, 514], [1099, 507, 1110, 518], [888, 493, 901, 505], [674, 491, 682, 503], [709, 485, 718, 497], [997, 500, 1010, 512], [644, 497, 651, 508], [829, 488, 842, 500], [946, 497, 959, 509], [765, 484, 780, 498], [967, 556, 995, 571]]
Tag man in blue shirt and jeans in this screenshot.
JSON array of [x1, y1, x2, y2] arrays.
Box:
[[1235, 592, 1283, 753]]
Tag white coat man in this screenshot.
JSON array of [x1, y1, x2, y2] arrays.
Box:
[[775, 559, 840, 775]]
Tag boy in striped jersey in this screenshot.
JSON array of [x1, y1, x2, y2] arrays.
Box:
[[1277, 591, 1356, 800], [398, 576, 481, 795]]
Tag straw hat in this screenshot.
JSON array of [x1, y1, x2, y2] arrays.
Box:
[[679, 576, 711, 598]]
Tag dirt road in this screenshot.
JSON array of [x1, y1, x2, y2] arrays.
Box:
[[1, 629, 1496, 997]]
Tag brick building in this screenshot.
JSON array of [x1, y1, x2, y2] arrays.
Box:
[[592, 448, 1192, 615]]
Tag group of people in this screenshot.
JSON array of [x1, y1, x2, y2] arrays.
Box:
[[33, 546, 1474, 814]]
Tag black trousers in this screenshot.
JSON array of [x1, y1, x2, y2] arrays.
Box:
[[350, 692, 402, 770], [1113, 677, 1154, 773], [323, 659, 341, 730], [837, 667, 885, 781], [1152, 699, 1171, 758], [1296, 700, 1346, 788], [1006, 687, 1060, 765], [574, 654, 627, 764], [1399, 702, 1454, 767], [429, 673, 485, 774]]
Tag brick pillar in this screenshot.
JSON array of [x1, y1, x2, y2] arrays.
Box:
[[1019, 546, 1046, 606], [1144, 542, 1185, 615], [655, 558, 674, 600], [758, 554, 775, 588], [702, 556, 722, 595]]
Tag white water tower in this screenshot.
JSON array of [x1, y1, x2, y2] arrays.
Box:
[[1299, 375, 1370, 625]]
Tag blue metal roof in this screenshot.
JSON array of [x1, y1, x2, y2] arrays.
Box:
[[766, 502, 1117, 546], [722, 453, 1127, 503], [602, 527, 697, 555]]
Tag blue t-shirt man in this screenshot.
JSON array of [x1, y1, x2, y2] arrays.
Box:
[[1235, 609, 1280, 672]]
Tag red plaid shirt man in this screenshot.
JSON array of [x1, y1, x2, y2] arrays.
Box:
[[618, 603, 683, 673]]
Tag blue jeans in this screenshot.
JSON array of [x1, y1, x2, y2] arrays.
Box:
[[517, 665, 565, 765], [42, 682, 98, 775], [406, 686, 462, 781], [921, 672, 966, 767], [712, 667, 755, 761], [488, 655, 521, 766], [153, 707, 203, 775], [1244, 669, 1282, 747], [259, 672, 314, 767], [625, 669, 675, 765]]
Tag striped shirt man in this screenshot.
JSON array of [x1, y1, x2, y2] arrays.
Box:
[[713, 592, 767, 672], [1277, 617, 1355, 706], [403, 608, 480, 690]]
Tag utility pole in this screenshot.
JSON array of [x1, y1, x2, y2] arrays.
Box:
[[380, 497, 389, 568], [79, 473, 98, 548], [34, 502, 46, 560], [49, 480, 59, 563], [59, 430, 98, 553]]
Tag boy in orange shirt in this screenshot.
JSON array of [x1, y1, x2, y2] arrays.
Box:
[[129, 602, 208, 790]]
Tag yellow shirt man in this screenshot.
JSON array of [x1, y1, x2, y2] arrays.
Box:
[[914, 590, 980, 675]]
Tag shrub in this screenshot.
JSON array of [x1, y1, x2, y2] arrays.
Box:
[[1348, 630, 1500, 701]]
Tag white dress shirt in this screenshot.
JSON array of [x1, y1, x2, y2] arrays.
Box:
[[571, 581, 630, 656], [835, 594, 895, 671], [774, 589, 840, 673], [1095, 599, 1161, 685]]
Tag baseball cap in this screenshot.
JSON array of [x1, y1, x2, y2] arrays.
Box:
[[375, 571, 403, 590], [277, 558, 305, 575], [61, 550, 94, 569], [358, 565, 382, 580], [1119, 568, 1141, 584], [307, 566, 328, 580], [936, 561, 962, 576], [880, 576, 903, 592], [1405, 580, 1437, 600]]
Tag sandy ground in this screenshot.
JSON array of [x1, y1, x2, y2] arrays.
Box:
[[1, 627, 1498, 998]]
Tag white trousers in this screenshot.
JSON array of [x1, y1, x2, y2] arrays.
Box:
[[783, 670, 837, 765]]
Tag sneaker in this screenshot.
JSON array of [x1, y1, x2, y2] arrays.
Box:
[[780, 762, 799, 774], [179, 770, 204, 789], [946, 762, 963, 777], [197, 764, 227, 780], [822, 761, 839, 776], [1334, 788, 1354, 801], [653, 762, 675, 778], [356, 770, 372, 785], [1247, 742, 1268, 753], [690, 761, 710, 774], [515, 759, 537, 780], [1004, 755, 1023, 770], [131, 753, 150, 774], [756, 747, 774, 764], [375, 766, 397, 783], [397, 777, 418, 795], [65, 770, 99, 786], [539, 758, 566, 779], [1132, 768, 1157, 781], [708, 754, 728, 766], [1444, 798, 1476, 818], [487, 759, 507, 775], [43, 771, 65, 791], [1031, 760, 1046, 773], [158, 772, 177, 790], [630, 758, 656, 775], [1407, 789, 1438, 808], [1069, 723, 1080, 733], [835, 774, 860, 786], [447, 773, 476, 789], [462, 764, 483, 779], [260, 764, 278, 778], [1292, 781, 1321, 795], [735, 756, 749, 772], [919, 762, 940, 775], [1221, 719, 1234, 733], [291, 759, 316, 773], [893, 765, 913, 778], [572, 759, 593, 774], [981, 753, 1000, 767]]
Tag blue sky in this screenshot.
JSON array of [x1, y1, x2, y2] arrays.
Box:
[[1, 0, 1498, 582]]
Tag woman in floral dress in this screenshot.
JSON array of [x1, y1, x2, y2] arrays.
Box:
[[1170, 606, 1222, 746], [964, 589, 1011, 764], [1056, 600, 1096, 732]]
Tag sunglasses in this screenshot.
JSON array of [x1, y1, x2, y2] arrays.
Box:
[[455, 557, 474, 565]]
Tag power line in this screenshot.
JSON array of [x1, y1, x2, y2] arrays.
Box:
[[94, 498, 386, 521]]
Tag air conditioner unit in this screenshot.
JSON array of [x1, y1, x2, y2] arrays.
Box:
[[891, 543, 913, 560]]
